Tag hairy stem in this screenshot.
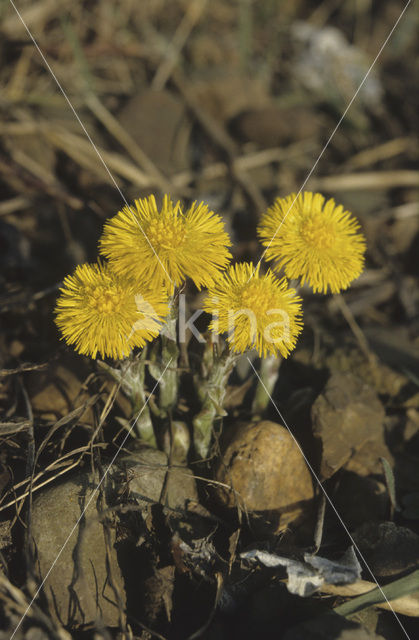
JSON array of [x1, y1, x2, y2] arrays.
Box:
[[252, 354, 282, 416], [159, 302, 179, 417], [193, 349, 238, 459]]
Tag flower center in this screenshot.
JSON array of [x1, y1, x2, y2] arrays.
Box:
[[146, 217, 185, 251], [240, 281, 272, 315], [301, 218, 335, 250], [87, 286, 123, 314]]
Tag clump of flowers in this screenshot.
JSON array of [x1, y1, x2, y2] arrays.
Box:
[[99, 194, 232, 292], [257, 191, 366, 293], [203, 262, 303, 358], [54, 261, 168, 360], [54, 191, 366, 458]]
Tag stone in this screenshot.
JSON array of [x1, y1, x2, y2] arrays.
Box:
[[26, 360, 94, 424], [30, 452, 198, 629], [30, 471, 125, 628], [353, 522, 419, 579], [117, 89, 191, 175], [344, 438, 394, 477], [311, 372, 385, 479], [229, 105, 321, 147], [215, 420, 314, 533], [112, 446, 198, 510], [190, 73, 270, 123], [324, 347, 407, 399], [333, 471, 388, 529]]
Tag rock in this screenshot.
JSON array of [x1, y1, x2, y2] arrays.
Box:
[[117, 90, 191, 175], [324, 347, 407, 399], [112, 446, 198, 509], [190, 73, 270, 123], [30, 471, 125, 628], [353, 522, 419, 579], [311, 372, 385, 479], [333, 471, 388, 529], [363, 327, 419, 381], [111, 448, 198, 632], [345, 438, 394, 477], [229, 106, 321, 147], [30, 452, 197, 629], [215, 421, 314, 533], [26, 360, 94, 424], [332, 438, 394, 528]]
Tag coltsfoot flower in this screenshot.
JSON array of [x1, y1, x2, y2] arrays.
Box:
[[203, 262, 303, 358], [98, 194, 232, 292], [258, 192, 366, 294], [54, 261, 168, 359]]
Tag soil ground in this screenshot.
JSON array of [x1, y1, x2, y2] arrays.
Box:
[[0, 1, 419, 639]]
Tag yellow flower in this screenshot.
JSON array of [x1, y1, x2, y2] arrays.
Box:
[[203, 262, 303, 358], [98, 194, 232, 292], [54, 261, 168, 359], [258, 192, 366, 294]]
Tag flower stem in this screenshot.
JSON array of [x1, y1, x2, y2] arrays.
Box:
[[193, 348, 238, 459], [99, 351, 156, 446], [252, 354, 282, 417], [126, 354, 156, 446], [159, 300, 179, 418]]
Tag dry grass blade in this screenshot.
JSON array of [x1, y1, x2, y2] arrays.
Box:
[[334, 294, 376, 365], [34, 394, 101, 462], [345, 137, 414, 169], [2, 0, 60, 37], [172, 141, 314, 189], [0, 362, 48, 377], [152, 0, 208, 91], [0, 152, 83, 209], [85, 92, 174, 194], [0, 420, 32, 436], [0, 196, 30, 216], [0, 284, 61, 314], [0, 571, 72, 640], [330, 282, 397, 317], [45, 127, 153, 188], [172, 71, 267, 213], [0, 1, 417, 636], [0, 443, 105, 513], [309, 171, 419, 191], [0, 121, 56, 136]]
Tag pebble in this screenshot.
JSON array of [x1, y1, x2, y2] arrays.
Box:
[[215, 420, 314, 533], [30, 449, 198, 627], [311, 372, 385, 479]]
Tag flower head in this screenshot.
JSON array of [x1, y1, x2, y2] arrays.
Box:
[[203, 262, 303, 358], [98, 194, 232, 292], [258, 192, 366, 293], [54, 261, 168, 359]]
